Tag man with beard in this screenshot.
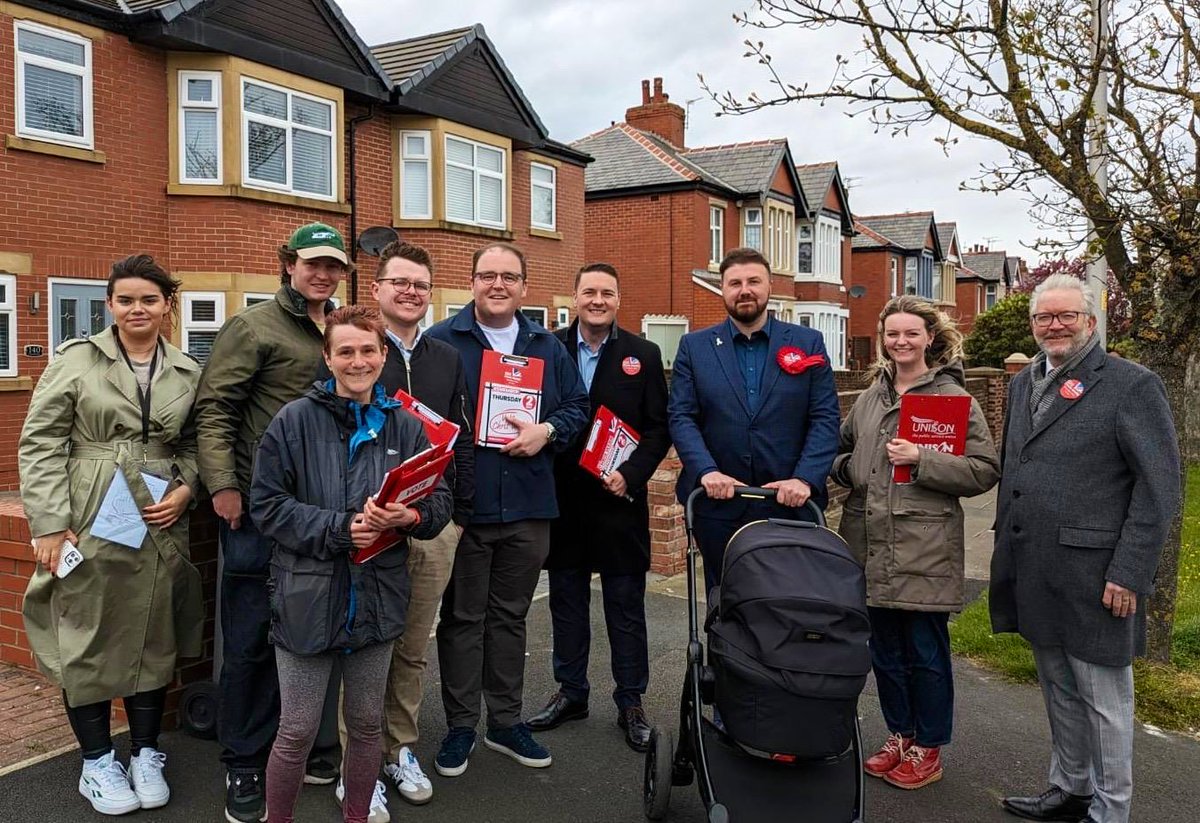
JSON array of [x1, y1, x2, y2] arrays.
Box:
[[991, 274, 1180, 823], [669, 247, 840, 592]]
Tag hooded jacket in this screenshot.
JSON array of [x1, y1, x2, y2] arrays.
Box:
[[249, 381, 453, 654], [831, 361, 999, 611]]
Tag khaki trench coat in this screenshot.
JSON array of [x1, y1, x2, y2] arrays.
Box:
[[831, 362, 999, 612], [19, 327, 203, 706]]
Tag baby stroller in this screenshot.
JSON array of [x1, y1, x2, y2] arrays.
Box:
[[644, 487, 870, 823]]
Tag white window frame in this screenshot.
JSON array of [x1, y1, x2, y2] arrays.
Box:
[[709, 205, 724, 265], [521, 306, 548, 327], [811, 214, 841, 283], [642, 314, 689, 370], [556, 306, 570, 328], [793, 303, 849, 369], [181, 292, 226, 362], [905, 256, 918, 294], [890, 257, 900, 297], [444, 134, 506, 228], [241, 76, 337, 201], [178, 70, 222, 184], [530, 162, 556, 231], [985, 283, 998, 310], [445, 303, 465, 320], [243, 292, 274, 307], [399, 129, 432, 220], [14, 20, 93, 149], [0, 274, 17, 377], [743, 207, 763, 250]]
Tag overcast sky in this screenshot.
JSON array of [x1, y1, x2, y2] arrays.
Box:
[[339, 0, 1065, 263]]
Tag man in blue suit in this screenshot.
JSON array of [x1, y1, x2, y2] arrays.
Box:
[[669, 247, 841, 591]]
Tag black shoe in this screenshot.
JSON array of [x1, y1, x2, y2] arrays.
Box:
[[526, 691, 589, 731], [1002, 786, 1093, 821], [618, 705, 652, 753], [303, 752, 339, 785], [225, 770, 266, 823]]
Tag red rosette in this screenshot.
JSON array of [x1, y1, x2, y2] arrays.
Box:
[[777, 346, 827, 375]]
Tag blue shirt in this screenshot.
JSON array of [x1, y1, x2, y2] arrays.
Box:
[[385, 327, 422, 363], [729, 317, 771, 415], [576, 327, 609, 392]]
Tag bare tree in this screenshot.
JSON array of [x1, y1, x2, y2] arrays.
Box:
[[702, 0, 1196, 662]]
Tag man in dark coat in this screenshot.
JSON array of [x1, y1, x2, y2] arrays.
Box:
[[990, 274, 1181, 823], [525, 263, 670, 752]]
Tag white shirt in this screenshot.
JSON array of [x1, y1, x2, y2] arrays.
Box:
[[478, 317, 520, 355]]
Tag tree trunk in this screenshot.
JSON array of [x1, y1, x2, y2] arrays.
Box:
[[1185, 348, 1200, 465]]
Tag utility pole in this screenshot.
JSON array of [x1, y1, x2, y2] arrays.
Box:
[[1087, 0, 1110, 345]]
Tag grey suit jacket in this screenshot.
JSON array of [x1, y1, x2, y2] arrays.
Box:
[[989, 345, 1181, 665]]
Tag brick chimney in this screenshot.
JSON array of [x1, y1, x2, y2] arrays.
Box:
[[625, 77, 686, 148]]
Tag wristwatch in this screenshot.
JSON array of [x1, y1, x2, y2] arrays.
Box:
[[544, 421, 558, 442]]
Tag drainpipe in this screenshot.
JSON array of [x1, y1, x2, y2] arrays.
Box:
[[347, 103, 376, 304]]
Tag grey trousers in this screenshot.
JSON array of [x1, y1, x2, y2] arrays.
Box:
[[437, 520, 550, 730], [1032, 644, 1135, 823]]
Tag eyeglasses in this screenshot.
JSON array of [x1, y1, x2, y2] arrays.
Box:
[[1031, 311, 1085, 328], [474, 271, 524, 285], [377, 277, 432, 294]]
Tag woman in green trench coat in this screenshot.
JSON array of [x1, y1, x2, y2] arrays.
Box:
[[19, 255, 203, 817]]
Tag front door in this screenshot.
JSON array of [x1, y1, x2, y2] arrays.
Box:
[[51, 282, 110, 349]]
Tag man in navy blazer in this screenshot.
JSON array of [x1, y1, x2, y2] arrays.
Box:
[[669, 247, 841, 591]]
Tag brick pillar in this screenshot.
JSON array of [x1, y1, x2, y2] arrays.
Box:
[[648, 449, 686, 575]]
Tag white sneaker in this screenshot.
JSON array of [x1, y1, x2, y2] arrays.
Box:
[[384, 746, 433, 805], [79, 750, 141, 815], [335, 777, 390, 823], [128, 747, 170, 808]]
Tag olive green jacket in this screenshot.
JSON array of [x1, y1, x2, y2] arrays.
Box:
[[19, 328, 203, 705], [194, 286, 328, 497], [831, 362, 1000, 612]]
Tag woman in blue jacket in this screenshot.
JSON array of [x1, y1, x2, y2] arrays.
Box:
[[250, 306, 452, 823]]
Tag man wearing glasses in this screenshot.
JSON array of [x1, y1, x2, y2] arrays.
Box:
[[991, 274, 1180, 823], [425, 242, 589, 777]]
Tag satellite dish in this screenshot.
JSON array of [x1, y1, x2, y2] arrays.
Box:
[[849, 285, 867, 298], [357, 226, 399, 257]]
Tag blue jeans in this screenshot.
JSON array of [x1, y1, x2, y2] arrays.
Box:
[[548, 569, 648, 710], [218, 516, 279, 770], [867, 607, 953, 748]]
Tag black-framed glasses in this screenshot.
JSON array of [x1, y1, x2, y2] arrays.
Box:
[[474, 271, 524, 285], [1031, 311, 1084, 328], [377, 277, 432, 294]]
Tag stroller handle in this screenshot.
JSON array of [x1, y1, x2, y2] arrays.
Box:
[[684, 485, 825, 529]]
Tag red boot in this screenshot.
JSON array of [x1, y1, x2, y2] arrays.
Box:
[[863, 733, 911, 778], [884, 744, 942, 789]]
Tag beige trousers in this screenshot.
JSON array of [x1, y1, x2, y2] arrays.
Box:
[[339, 521, 461, 761]]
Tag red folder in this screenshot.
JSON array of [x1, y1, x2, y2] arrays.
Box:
[[475, 350, 544, 448], [579, 405, 640, 480], [893, 394, 972, 483], [392, 387, 459, 455], [352, 447, 454, 565]]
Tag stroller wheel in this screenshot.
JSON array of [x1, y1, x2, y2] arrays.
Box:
[[643, 727, 674, 820]]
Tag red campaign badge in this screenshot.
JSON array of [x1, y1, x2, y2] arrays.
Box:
[[622, 356, 641, 376], [777, 346, 827, 375], [1060, 379, 1085, 400]]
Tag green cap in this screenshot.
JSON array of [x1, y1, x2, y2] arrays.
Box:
[[287, 222, 348, 265]]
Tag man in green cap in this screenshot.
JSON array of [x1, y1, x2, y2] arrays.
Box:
[[194, 222, 351, 823]]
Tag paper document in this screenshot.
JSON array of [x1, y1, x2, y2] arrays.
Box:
[[475, 351, 544, 448], [579, 405, 640, 481], [90, 468, 169, 549]]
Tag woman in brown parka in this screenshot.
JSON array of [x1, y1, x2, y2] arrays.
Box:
[[831, 295, 999, 791]]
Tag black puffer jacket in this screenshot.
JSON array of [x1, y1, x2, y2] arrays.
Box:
[[250, 381, 453, 655]]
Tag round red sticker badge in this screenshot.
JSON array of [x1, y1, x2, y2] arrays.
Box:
[[622, 356, 641, 376], [1060, 379, 1085, 400]]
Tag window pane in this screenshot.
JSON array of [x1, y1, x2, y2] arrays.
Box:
[[402, 159, 429, 216], [0, 285, 6, 303], [404, 134, 426, 156], [744, 226, 762, 250], [292, 129, 331, 196], [532, 187, 553, 227], [183, 109, 219, 179], [18, 29, 85, 65], [247, 121, 287, 183], [244, 83, 287, 119], [24, 65, 83, 136], [292, 97, 331, 130], [186, 77, 213, 103], [89, 299, 107, 335], [477, 146, 503, 173], [445, 164, 475, 222], [60, 298, 78, 341], [0, 314, 9, 371], [189, 300, 217, 323], [531, 165, 553, 185], [446, 137, 474, 165], [188, 331, 219, 363], [479, 175, 503, 223]]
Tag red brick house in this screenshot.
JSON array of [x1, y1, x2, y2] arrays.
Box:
[[794, 161, 854, 368], [847, 211, 946, 365], [571, 78, 835, 368], [956, 247, 1019, 333], [0, 0, 585, 677]]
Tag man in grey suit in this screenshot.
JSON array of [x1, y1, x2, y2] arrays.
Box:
[[990, 274, 1181, 823]]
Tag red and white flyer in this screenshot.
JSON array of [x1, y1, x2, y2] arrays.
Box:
[[579, 405, 640, 480], [893, 394, 972, 483], [392, 387, 459, 456], [475, 350, 544, 449], [352, 447, 455, 565]]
